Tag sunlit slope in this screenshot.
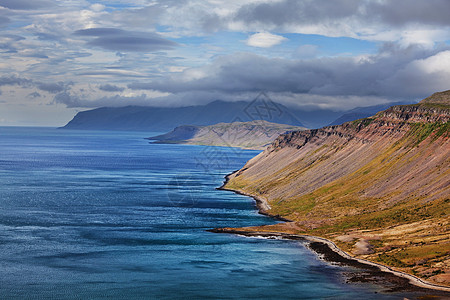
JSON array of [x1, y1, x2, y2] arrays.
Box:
[[149, 120, 306, 150], [224, 91, 450, 285]]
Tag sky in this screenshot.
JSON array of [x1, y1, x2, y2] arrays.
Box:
[[0, 0, 450, 126]]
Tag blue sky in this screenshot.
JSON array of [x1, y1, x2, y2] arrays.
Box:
[[0, 0, 449, 126]]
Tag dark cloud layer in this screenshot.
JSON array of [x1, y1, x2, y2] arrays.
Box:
[[74, 28, 177, 52], [74, 28, 124, 36], [0, 76, 32, 87], [98, 84, 125, 92], [128, 45, 450, 100], [53, 91, 150, 108], [53, 92, 80, 107], [235, 0, 359, 27], [2, 0, 450, 119], [234, 0, 450, 29], [367, 0, 450, 26], [0, 0, 55, 10], [37, 82, 68, 93]]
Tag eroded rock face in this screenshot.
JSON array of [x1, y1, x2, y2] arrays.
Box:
[[268, 100, 449, 153]]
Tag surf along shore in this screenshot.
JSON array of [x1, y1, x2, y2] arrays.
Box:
[[210, 170, 450, 296]]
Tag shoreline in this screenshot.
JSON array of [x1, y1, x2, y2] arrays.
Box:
[[216, 170, 292, 222], [213, 172, 450, 294]]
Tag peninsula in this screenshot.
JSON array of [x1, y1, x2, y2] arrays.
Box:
[[148, 120, 307, 150]]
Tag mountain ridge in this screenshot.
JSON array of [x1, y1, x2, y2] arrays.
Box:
[[220, 90, 450, 288], [60, 99, 413, 132], [61, 100, 308, 132]]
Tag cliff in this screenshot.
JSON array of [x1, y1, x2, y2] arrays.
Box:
[[222, 90, 450, 287], [148, 121, 306, 150]]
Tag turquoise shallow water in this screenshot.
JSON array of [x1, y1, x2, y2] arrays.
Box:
[[0, 127, 424, 299]]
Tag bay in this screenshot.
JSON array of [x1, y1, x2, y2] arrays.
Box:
[[0, 127, 418, 299]]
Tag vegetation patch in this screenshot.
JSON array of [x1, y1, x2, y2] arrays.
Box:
[[377, 253, 408, 267], [351, 117, 375, 129], [408, 121, 449, 145]]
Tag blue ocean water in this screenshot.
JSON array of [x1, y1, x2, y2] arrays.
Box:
[[0, 127, 420, 299]]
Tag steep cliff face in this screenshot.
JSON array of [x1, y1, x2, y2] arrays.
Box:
[[224, 91, 450, 286]]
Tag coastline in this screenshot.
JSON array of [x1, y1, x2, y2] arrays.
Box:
[[216, 170, 292, 222], [213, 171, 450, 294]]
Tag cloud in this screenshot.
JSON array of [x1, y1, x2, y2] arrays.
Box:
[[235, 0, 359, 28], [366, 0, 450, 27], [89, 4, 105, 12], [52, 92, 80, 107], [233, 0, 450, 28], [28, 92, 41, 98], [74, 28, 177, 52], [2, 0, 450, 117], [0, 0, 54, 10], [246, 32, 287, 48], [74, 28, 123, 36], [128, 44, 450, 102], [98, 84, 125, 92], [0, 75, 32, 87], [37, 81, 71, 93], [52, 91, 153, 108], [0, 15, 10, 27], [294, 44, 319, 59], [231, 0, 450, 44]]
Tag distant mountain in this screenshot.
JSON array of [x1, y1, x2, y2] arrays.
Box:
[[61, 99, 416, 132], [61, 100, 303, 132], [61, 99, 347, 132], [148, 120, 307, 150], [327, 101, 414, 126]]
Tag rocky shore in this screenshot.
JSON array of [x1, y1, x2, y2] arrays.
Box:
[[210, 91, 450, 296], [209, 226, 450, 296], [213, 171, 450, 296]]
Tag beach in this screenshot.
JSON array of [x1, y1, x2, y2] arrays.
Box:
[[215, 171, 450, 296]]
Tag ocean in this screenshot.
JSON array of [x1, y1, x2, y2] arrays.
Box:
[[0, 127, 422, 299]]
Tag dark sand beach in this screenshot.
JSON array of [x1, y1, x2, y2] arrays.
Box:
[[213, 171, 450, 298]]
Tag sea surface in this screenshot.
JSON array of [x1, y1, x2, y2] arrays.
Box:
[[0, 127, 422, 299]]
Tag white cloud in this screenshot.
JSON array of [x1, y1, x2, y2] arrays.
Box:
[[1, 0, 450, 126], [246, 32, 287, 48], [414, 50, 450, 73], [90, 3, 106, 12]]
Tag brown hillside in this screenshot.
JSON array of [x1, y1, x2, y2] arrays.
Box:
[[223, 93, 450, 287], [421, 90, 450, 105]]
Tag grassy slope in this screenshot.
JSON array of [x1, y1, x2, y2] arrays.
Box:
[[224, 95, 450, 286]]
